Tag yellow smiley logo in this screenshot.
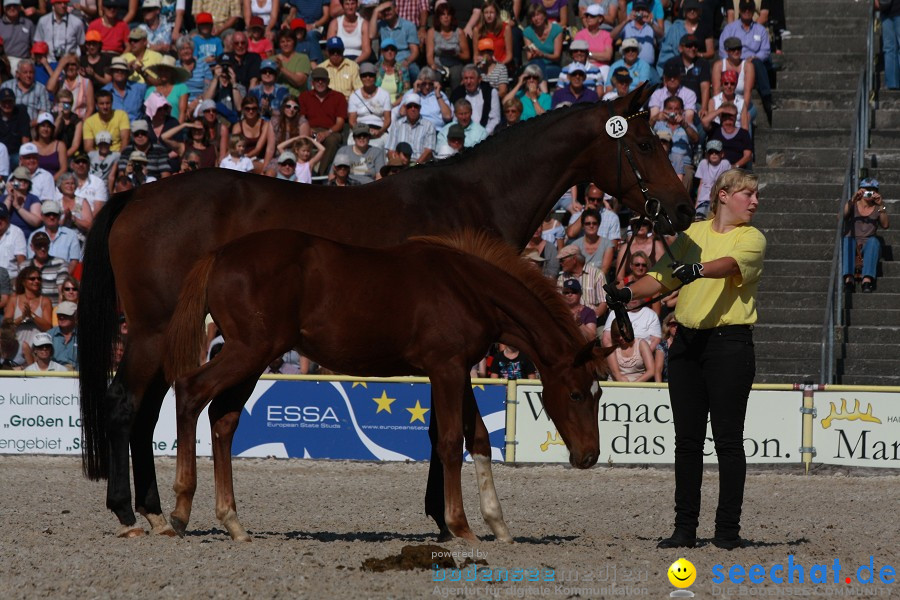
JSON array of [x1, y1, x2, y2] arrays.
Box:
[[667, 558, 696, 588]]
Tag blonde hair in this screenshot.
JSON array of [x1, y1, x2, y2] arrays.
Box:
[[709, 168, 758, 218], [661, 312, 678, 342], [228, 134, 245, 152]]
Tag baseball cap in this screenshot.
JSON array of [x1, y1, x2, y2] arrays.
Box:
[[860, 178, 880, 190], [290, 17, 307, 30], [562, 279, 583, 294], [95, 131, 112, 145], [310, 67, 329, 80], [333, 155, 352, 168], [32, 332, 53, 348], [85, 30, 102, 43], [249, 16, 265, 29], [477, 38, 494, 52], [128, 28, 148, 40], [682, 0, 701, 11], [557, 245, 583, 260], [0, 88, 14, 102], [198, 99, 217, 113], [585, 3, 604, 16], [380, 38, 398, 50], [71, 150, 90, 162], [447, 123, 465, 140], [569, 40, 589, 52], [19, 142, 38, 156], [42, 200, 62, 214], [395, 142, 413, 157], [679, 33, 700, 47], [621, 38, 640, 51], [706, 139, 723, 153], [141, 0, 161, 7], [31, 41, 49, 55], [37, 111, 54, 125], [278, 150, 297, 164], [0, 204, 8, 219], [663, 61, 682, 78], [612, 66, 632, 83], [260, 59, 278, 72], [4, 0, 22, 6], [352, 123, 371, 137], [738, 0, 756, 11], [217, 53, 236, 67], [129, 150, 149, 163], [359, 62, 377, 75], [56, 301, 77, 316], [130, 119, 149, 133], [724, 36, 743, 51], [633, 0, 650, 10], [195, 12, 213, 25], [566, 62, 588, 76], [326, 36, 344, 52], [31, 231, 50, 245], [11, 166, 31, 180], [721, 69, 739, 84], [402, 91, 422, 106]]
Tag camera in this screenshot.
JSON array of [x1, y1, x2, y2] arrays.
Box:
[[863, 191, 874, 198], [666, 112, 678, 120], [11, 179, 23, 190], [187, 161, 199, 170]]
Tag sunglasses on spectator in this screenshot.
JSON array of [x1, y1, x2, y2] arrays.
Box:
[[244, 106, 259, 112], [361, 73, 376, 78], [721, 113, 737, 119], [632, 262, 648, 267], [668, 322, 679, 327], [64, 286, 78, 291], [562, 291, 578, 295], [26, 276, 41, 281], [722, 81, 736, 86], [586, 196, 602, 202], [283, 104, 299, 110], [233, 40, 247, 46], [583, 221, 599, 226]]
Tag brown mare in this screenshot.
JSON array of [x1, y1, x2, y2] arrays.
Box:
[[79, 85, 694, 538], [164, 230, 613, 541]]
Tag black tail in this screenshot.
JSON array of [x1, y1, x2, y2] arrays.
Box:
[[78, 189, 136, 480]]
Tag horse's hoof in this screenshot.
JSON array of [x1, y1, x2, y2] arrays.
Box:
[[169, 516, 188, 538], [436, 528, 453, 543], [496, 533, 514, 544], [153, 524, 178, 537], [116, 525, 145, 538]]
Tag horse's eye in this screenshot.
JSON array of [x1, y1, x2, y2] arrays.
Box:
[[638, 142, 653, 152], [570, 391, 584, 403]]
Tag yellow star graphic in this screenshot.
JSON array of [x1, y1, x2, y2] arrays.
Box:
[[471, 384, 485, 391], [373, 391, 396, 414], [352, 382, 368, 388], [406, 400, 430, 424]]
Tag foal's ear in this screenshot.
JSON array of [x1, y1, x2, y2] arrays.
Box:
[[574, 340, 616, 368]]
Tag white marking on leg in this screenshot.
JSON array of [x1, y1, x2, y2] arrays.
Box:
[[145, 512, 176, 536], [473, 454, 512, 542]]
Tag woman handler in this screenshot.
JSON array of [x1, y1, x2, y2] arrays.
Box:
[[605, 169, 766, 550]]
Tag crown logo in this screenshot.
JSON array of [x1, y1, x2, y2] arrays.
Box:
[[539, 431, 565, 452], [821, 398, 882, 429]]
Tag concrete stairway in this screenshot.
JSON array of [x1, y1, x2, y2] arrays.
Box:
[[750, 0, 869, 384]]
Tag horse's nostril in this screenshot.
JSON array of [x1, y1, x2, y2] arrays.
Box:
[[677, 203, 696, 226]]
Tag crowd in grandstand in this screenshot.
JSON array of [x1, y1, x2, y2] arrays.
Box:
[[0, 0, 790, 372]]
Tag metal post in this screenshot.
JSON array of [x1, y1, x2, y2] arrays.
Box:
[[504, 380, 517, 463]]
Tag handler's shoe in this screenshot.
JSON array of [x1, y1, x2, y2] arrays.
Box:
[[712, 535, 744, 550], [657, 529, 696, 549]]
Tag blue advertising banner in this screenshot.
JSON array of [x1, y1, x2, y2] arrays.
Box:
[[231, 380, 508, 461]]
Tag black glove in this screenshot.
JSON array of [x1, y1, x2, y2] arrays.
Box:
[[671, 262, 704, 285], [602, 283, 633, 306]]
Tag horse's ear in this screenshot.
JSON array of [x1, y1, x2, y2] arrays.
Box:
[[593, 344, 617, 360], [573, 339, 600, 367], [627, 82, 655, 116]]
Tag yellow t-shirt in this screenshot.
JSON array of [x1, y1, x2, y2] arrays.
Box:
[[648, 220, 766, 329], [83, 110, 132, 152]]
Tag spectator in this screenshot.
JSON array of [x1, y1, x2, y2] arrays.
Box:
[[274, 150, 299, 181], [653, 95, 699, 183], [24, 330, 66, 371], [52, 89, 82, 157], [426, 3, 469, 91], [610, 0, 662, 68], [436, 98, 486, 149], [523, 224, 559, 279], [219, 133, 254, 172], [574, 5, 613, 71], [449, 64, 499, 134], [35, 0, 85, 60], [83, 88, 130, 152], [323, 36, 362, 99], [496, 96, 523, 132], [3, 166, 42, 237], [31, 112, 67, 179], [87, 2, 130, 55], [116, 119, 171, 180], [0, 204, 25, 280], [411, 67, 452, 129], [327, 154, 358, 186], [145, 55, 190, 122], [705, 101, 752, 169], [614, 217, 664, 281], [663, 34, 711, 121], [0, 323, 24, 370], [229, 30, 262, 92], [267, 96, 310, 165], [601, 297, 662, 351], [551, 62, 600, 108], [881, 0, 900, 90], [27, 200, 80, 272], [718, 0, 773, 123], [370, 0, 420, 80], [273, 29, 311, 97], [142, 92, 178, 153], [578, 0, 617, 27], [327, 0, 371, 64], [137, 0, 172, 55], [605, 38, 656, 92], [249, 59, 289, 120], [191, 12, 224, 64], [347, 62, 391, 145], [31, 41, 55, 87], [334, 123, 384, 183], [5, 266, 52, 349], [28, 230, 68, 301], [46, 54, 94, 119], [712, 38, 754, 129], [298, 67, 347, 174], [378, 154, 405, 177], [434, 122, 465, 159], [522, 4, 563, 81], [843, 178, 890, 293], [175, 38, 213, 117], [489, 344, 537, 379], [473, 0, 513, 70], [245, 17, 274, 59], [112, 174, 133, 191], [561, 278, 597, 341], [694, 139, 731, 219], [161, 118, 218, 169], [0, 0, 36, 71], [569, 207, 615, 274], [606, 319, 654, 381], [474, 39, 508, 99], [557, 244, 607, 318], [285, 0, 331, 47], [649, 61, 697, 125], [0, 88, 31, 162], [47, 298, 77, 367], [82, 141, 117, 207], [192, 0, 242, 37], [120, 27, 162, 85], [17, 141, 55, 201], [601, 65, 632, 100], [557, 42, 602, 90], [657, 0, 713, 70], [276, 135, 325, 182], [289, 18, 324, 67], [1, 59, 51, 122], [102, 56, 145, 121], [375, 37, 411, 107], [202, 53, 245, 124], [78, 29, 111, 93], [385, 91, 434, 164], [567, 184, 620, 243], [121, 149, 156, 187], [55, 171, 93, 239], [654, 312, 678, 382]]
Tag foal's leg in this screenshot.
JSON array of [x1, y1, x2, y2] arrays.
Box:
[[207, 379, 258, 542], [431, 368, 477, 542], [425, 406, 450, 541], [462, 385, 512, 543]]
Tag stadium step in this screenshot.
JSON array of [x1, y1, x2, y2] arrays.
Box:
[[753, 211, 840, 230], [771, 90, 857, 110], [782, 35, 866, 55], [777, 71, 860, 91], [783, 53, 865, 72], [765, 147, 858, 169]]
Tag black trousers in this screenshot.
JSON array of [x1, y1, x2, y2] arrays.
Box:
[[667, 325, 755, 537]]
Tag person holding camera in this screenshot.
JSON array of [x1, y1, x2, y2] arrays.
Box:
[[843, 178, 890, 293], [34, 0, 86, 61], [2, 167, 42, 237], [653, 96, 699, 183]]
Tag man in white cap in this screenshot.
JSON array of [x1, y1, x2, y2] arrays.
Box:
[[71, 150, 110, 213], [4, 167, 42, 238], [26, 200, 80, 274], [604, 37, 657, 93], [557, 40, 603, 89], [123, 150, 156, 187], [0, 59, 52, 122], [47, 300, 78, 369], [17, 142, 56, 202], [116, 119, 171, 180], [34, 0, 86, 60], [25, 332, 68, 372], [385, 91, 435, 164], [275, 151, 298, 181]]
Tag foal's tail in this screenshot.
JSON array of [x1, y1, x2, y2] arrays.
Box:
[[79, 189, 136, 481], [164, 254, 216, 385]]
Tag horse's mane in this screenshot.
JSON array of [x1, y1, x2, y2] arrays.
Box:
[[409, 230, 584, 344]]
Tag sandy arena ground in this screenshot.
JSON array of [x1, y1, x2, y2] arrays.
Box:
[[0, 456, 897, 599]]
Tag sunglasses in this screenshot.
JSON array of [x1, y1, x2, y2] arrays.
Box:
[[283, 104, 299, 110], [632, 262, 648, 267], [586, 196, 602, 201], [583, 221, 599, 226], [244, 106, 259, 112], [722, 81, 736, 86], [721, 113, 737, 120], [361, 73, 375, 78], [261, 69, 277, 75], [562, 291, 578, 295], [26, 276, 41, 280], [64, 287, 78, 291]]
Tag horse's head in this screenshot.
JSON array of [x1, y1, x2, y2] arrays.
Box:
[[587, 85, 695, 234], [541, 341, 615, 469]]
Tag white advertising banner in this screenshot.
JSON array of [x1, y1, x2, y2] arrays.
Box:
[[0, 376, 206, 456], [513, 384, 800, 465], [813, 391, 900, 467]]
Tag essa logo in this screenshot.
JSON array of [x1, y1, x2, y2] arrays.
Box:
[[267, 405, 340, 423]]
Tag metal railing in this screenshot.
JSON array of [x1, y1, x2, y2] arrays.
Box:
[[819, 3, 876, 383]]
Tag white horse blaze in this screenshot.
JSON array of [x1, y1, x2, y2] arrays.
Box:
[[472, 454, 513, 542]]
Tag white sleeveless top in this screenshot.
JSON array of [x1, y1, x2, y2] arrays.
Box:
[[336, 15, 364, 59], [720, 58, 747, 96], [250, 0, 273, 25]]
